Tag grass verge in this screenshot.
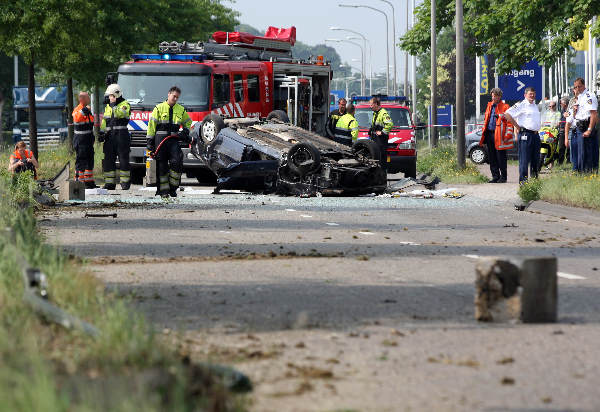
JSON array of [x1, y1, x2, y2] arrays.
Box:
[[417, 142, 488, 184], [0, 156, 245, 410], [519, 171, 600, 210]]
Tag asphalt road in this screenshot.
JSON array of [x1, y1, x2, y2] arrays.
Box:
[[40, 178, 600, 411]]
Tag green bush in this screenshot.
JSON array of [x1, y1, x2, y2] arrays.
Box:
[[518, 178, 542, 202]]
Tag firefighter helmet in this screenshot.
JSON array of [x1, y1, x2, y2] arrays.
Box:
[[105, 84, 122, 98]]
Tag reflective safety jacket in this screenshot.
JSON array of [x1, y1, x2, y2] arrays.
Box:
[[371, 108, 393, 135], [10, 149, 36, 177], [327, 109, 346, 137], [146, 101, 192, 147], [72, 103, 94, 142], [479, 100, 514, 150], [100, 98, 131, 140], [335, 113, 359, 145]]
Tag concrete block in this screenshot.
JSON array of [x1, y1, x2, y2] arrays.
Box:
[[475, 257, 557, 323], [58, 180, 85, 201]]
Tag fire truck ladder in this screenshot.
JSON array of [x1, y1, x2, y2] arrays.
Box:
[[158, 40, 293, 61]]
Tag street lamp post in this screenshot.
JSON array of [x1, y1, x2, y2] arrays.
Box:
[[348, 36, 372, 95], [339, 4, 389, 94], [378, 0, 397, 95], [330, 27, 373, 94], [325, 38, 365, 95]]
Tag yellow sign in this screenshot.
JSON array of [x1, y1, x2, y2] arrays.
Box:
[[571, 25, 589, 51]]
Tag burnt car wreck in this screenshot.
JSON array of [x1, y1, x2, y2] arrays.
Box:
[[191, 117, 387, 196]]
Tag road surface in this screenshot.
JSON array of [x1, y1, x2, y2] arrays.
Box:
[[40, 179, 600, 411]]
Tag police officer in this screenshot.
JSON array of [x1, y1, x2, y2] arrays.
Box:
[[572, 77, 598, 172], [327, 98, 347, 139], [100, 84, 131, 190], [369, 96, 393, 169], [556, 96, 570, 165], [333, 103, 359, 146], [72, 91, 96, 188], [504, 87, 542, 183], [146, 86, 192, 197]]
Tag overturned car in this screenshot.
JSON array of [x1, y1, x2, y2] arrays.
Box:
[[191, 116, 387, 196]]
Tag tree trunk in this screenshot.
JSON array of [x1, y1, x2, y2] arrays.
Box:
[[27, 59, 38, 160], [67, 77, 74, 152]]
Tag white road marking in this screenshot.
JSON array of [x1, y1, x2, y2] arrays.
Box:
[[326, 222, 339, 226], [462, 254, 481, 259], [219, 231, 232, 234], [399, 241, 421, 246], [359, 231, 375, 236], [300, 215, 313, 218], [558, 272, 587, 280], [285, 209, 297, 212]]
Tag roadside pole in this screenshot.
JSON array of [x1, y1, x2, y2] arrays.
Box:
[[67, 78, 74, 152], [430, 0, 438, 147], [455, 0, 466, 169]]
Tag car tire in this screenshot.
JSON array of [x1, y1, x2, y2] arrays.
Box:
[[266, 110, 290, 123], [469, 146, 487, 164], [200, 113, 225, 145], [287, 142, 321, 176], [352, 139, 380, 161]]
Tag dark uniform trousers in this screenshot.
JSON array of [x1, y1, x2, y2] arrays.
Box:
[[518, 129, 540, 183], [373, 133, 388, 171], [484, 129, 507, 181], [102, 131, 131, 176], [574, 122, 599, 172], [74, 134, 94, 174]]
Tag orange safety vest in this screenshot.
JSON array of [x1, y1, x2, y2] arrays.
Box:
[[72, 103, 95, 138], [10, 149, 33, 162], [479, 101, 515, 151]]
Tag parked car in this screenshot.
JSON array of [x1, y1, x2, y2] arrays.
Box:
[[466, 129, 518, 164]]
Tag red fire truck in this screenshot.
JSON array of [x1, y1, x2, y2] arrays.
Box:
[[352, 96, 417, 178], [109, 29, 332, 183]]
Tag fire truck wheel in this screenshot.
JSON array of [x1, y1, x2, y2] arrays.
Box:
[[266, 110, 290, 123], [200, 114, 225, 144], [287, 142, 321, 176], [352, 139, 380, 161]]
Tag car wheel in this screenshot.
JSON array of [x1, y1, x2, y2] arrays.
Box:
[[469, 147, 487, 164], [352, 139, 380, 161], [266, 110, 290, 123], [200, 113, 225, 145], [287, 142, 321, 176]]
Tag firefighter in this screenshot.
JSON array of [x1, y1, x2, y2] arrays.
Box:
[[99, 84, 132, 190], [146, 86, 192, 197], [369, 96, 393, 170], [8, 141, 38, 176], [327, 97, 347, 139], [72, 91, 96, 188], [334, 103, 359, 146]]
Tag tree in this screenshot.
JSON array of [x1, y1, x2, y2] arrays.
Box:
[[0, 0, 67, 159], [400, 0, 600, 74]]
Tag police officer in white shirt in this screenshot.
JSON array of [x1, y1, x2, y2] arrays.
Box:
[[573, 77, 598, 172], [504, 87, 542, 183]]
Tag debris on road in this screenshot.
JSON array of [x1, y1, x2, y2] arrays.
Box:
[[84, 212, 117, 218]]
